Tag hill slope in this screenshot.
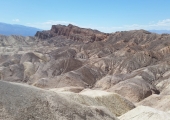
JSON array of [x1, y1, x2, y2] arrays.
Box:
[[2, 24, 170, 119]]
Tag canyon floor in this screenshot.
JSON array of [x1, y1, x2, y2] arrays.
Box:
[[1, 24, 170, 120]]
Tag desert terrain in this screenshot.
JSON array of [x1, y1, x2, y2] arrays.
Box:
[[1, 24, 170, 119]]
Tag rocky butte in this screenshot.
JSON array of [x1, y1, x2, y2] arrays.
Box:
[[35, 24, 109, 42], [1, 24, 170, 119]]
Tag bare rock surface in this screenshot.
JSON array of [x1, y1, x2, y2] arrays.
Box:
[[136, 78, 170, 112], [50, 89, 135, 116], [35, 24, 109, 42], [137, 94, 170, 112], [107, 76, 159, 102], [2, 25, 170, 119], [119, 106, 170, 120], [50, 86, 84, 93], [156, 78, 170, 95], [0, 80, 118, 120]]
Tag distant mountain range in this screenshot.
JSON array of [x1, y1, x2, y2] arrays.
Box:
[[0, 22, 170, 36], [149, 30, 170, 34], [0, 22, 42, 36]]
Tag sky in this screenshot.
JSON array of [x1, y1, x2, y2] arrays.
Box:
[[0, 0, 170, 33]]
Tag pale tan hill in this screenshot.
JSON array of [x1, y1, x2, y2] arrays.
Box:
[[1, 25, 170, 104], [119, 106, 170, 120], [137, 94, 170, 112], [0, 80, 118, 120], [50, 89, 135, 116]]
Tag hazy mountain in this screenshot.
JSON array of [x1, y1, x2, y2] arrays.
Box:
[[149, 30, 170, 34], [0, 22, 42, 36]]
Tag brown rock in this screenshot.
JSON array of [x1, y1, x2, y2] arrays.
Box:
[[35, 24, 109, 42]]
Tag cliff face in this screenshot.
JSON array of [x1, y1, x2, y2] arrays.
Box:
[[35, 24, 109, 42]]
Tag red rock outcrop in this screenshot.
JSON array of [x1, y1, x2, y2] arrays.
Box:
[[35, 24, 109, 42]]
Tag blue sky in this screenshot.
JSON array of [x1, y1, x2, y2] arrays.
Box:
[[0, 0, 170, 32]]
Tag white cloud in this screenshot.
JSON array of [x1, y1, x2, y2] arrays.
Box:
[[156, 19, 170, 26], [25, 18, 170, 32], [103, 19, 170, 32], [26, 20, 75, 30], [85, 19, 170, 33], [12, 19, 20, 22]]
